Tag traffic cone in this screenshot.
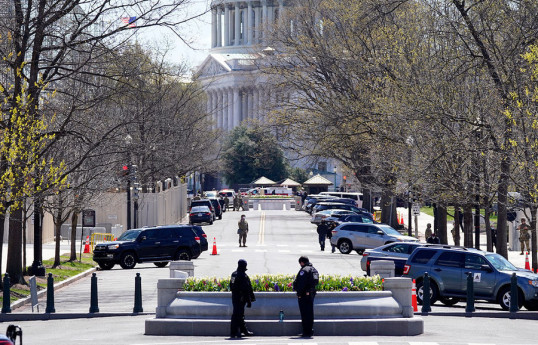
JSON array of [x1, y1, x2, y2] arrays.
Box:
[[411, 279, 418, 312], [211, 237, 218, 255], [83, 236, 90, 254], [525, 252, 530, 270]]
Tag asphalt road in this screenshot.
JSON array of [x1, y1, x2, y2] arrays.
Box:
[[7, 208, 538, 344]]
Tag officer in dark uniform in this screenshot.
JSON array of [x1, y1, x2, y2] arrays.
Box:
[[230, 259, 255, 338], [292, 256, 319, 338], [316, 220, 330, 251]]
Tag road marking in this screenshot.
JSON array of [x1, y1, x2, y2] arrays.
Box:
[[257, 211, 266, 245], [276, 244, 288, 247], [255, 249, 267, 253]]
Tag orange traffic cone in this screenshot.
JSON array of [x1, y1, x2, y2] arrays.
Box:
[[525, 252, 530, 270], [83, 236, 90, 253], [211, 237, 218, 255], [411, 279, 418, 312]]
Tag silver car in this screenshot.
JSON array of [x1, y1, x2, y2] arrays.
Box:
[[330, 222, 419, 254]]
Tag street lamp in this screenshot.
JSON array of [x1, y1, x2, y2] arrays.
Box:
[[333, 166, 337, 192]]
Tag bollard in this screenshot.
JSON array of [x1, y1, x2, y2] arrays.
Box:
[[89, 273, 99, 313], [45, 273, 55, 313], [421, 272, 431, 314], [133, 273, 143, 313], [465, 272, 475, 314], [510, 272, 519, 314], [2, 274, 11, 313]]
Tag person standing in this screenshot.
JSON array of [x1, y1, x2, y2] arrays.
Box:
[[238, 215, 249, 247], [518, 218, 531, 255], [427, 233, 441, 244], [233, 195, 239, 211], [292, 256, 319, 338], [316, 221, 330, 251], [224, 195, 230, 212], [230, 259, 255, 338], [424, 223, 432, 241]]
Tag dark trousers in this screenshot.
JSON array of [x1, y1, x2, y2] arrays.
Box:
[[298, 294, 315, 336], [230, 300, 247, 336], [318, 233, 326, 250]]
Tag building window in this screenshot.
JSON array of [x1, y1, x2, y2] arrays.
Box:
[[318, 162, 327, 172]]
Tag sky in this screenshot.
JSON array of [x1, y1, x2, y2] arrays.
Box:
[[138, 0, 213, 72]]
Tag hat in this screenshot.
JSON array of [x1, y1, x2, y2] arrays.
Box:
[[238, 259, 248, 270]]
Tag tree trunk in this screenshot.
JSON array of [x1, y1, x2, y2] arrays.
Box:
[[530, 205, 537, 272], [7, 207, 24, 285], [22, 204, 27, 275], [380, 190, 397, 228], [496, 156, 510, 258], [484, 205, 493, 252], [70, 211, 79, 261], [463, 205, 473, 248], [454, 207, 461, 246], [0, 213, 4, 287], [437, 205, 447, 244], [362, 188, 373, 213]]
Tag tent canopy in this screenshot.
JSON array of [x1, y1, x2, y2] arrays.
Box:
[[278, 178, 301, 187], [302, 174, 333, 186], [252, 176, 276, 186]]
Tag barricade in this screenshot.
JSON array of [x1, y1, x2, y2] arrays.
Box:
[[90, 233, 116, 253]]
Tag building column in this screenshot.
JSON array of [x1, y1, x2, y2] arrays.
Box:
[[233, 87, 241, 128], [241, 89, 248, 123], [217, 6, 222, 47], [247, 88, 253, 121], [228, 88, 234, 131], [224, 5, 230, 46], [254, 6, 261, 44], [215, 91, 221, 129], [278, 0, 284, 26], [262, 0, 268, 42], [247, 2, 253, 45], [222, 90, 228, 130], [235, 2, 241, 46], [211, 8, 217, 48], [253, 88, 259, 121]]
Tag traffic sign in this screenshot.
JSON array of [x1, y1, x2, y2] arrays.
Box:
[[412, 204, 421, 216]]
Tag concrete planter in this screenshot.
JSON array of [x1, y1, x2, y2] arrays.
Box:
[[251, 198, 294, 211], [145, 277, 423, 336]]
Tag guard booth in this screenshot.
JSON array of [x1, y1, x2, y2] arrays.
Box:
[[302, 174, 333, 195]]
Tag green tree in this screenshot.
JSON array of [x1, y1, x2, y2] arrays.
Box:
[[222, 126, 287, 186]]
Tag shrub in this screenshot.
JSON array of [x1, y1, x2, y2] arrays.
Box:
[[183, 274, 383, 292]]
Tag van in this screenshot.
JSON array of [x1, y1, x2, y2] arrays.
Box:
[[319, 192, 363, 207], [219, 189, 236, 198]]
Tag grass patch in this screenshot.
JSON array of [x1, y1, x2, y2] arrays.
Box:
[[420, 206, 498, 223], [0, 253, 96, 305]]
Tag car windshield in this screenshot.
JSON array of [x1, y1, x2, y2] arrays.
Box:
[[485, 253, 517, 271], [118, 230, 142, 241], [378, 225, 401, 236], [191, 206, 210, 212]]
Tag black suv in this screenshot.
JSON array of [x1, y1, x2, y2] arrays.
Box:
[[93, 225, 202, 270], [190, 199, 216, 221], [208, 198, 223, 220]]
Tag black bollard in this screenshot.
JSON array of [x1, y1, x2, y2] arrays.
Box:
[[2, 274, 11, 313], [510, 272, 518, 314], [133, 273, 143, 313], [465, 272, 475, 313], [89, 273, 99, 313], [45, 273, 55, 313], [421, 272, 431, 314]]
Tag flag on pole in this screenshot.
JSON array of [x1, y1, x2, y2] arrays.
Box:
[[121, 16, 137, 28]]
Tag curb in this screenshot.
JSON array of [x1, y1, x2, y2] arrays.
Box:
[[415, 311, 538, 320], [10, 267, 98, 311], [0, 312, 154, 322]]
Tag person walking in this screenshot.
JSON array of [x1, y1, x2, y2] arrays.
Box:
[[424, 223, 432, 241], [316, 220, 330, 251], [238, 215, 249, 247], [518, 218, 531, 255], [230, 259, 255, 339], [292, 256, 319, 338]]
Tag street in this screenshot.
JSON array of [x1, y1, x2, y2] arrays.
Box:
[[8, 208, 538, 344]]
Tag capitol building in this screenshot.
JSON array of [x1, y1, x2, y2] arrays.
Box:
[[196, 0, 287, 131]]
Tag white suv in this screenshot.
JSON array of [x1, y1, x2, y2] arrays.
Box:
[[330, 222, 418, 254]]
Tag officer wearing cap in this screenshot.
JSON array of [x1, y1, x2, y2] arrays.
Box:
[[230, 259, 255, 338], [292, 256, 319, 338]]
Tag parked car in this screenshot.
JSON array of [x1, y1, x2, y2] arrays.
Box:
[[191, 225, 209, 255], [0, 325, 21, 345], [361, 242, 427, 276], [303, 196, 337, 213], [325, 213, 375, 227], [330, 222, 418, 254], [190, 199, 216, 220], [189, 206, 213, 225], [310, 209, 357, 224], [403, 245, 538, 310], [92, 225, 202, 270], [208, 198, 223, 220], [312, 202, 368, 215]]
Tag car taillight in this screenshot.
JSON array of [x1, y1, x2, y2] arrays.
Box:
[[205, 212, 211, 216], [190, 213, 195, 217], [195, 236, 200, 241], [332, 230, 337, 234], [403, 265, 410, 275], [202, 234, 207, 238], [0, 341, 13, 345], [362, 252, 369, 257]]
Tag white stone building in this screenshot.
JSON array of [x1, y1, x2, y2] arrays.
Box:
[[196, 0, 287, 131]]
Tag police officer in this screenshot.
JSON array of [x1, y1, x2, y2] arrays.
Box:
[[316, 220, 330, 251], [230, 259, 255, 338], [238, 215, 249, 247], [519, 218, 531, 255], [224, 195, 230, 211], [293, 256, 319, 338]]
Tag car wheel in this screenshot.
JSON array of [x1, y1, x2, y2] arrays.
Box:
[[524, 300, 538, 311], [154, 262, 169, 268], [209, 219, 214, 225], [416, 279, 439, 305], [439, 297, 459, 306], [119, 252, 137, 269], [498, 286, 523, 311], [98, 262, 115, 270], [219, 215, 222, 220], [175, 249, 192, 261], [338, 239, 353, 254]]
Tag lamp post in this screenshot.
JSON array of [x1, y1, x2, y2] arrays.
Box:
[[333, 166, 337, 192]]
